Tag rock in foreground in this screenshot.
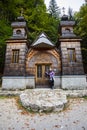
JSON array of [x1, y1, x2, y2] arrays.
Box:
[[20, 89, 67, 112]]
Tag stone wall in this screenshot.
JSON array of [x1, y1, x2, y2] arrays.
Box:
[[54, 76, 61, 89], [2, 76, 35, 90], [26, 76, 35, 89], [60, 39, 84, 75], [2, 77, 26, 90], [62, 75, 87, 90]]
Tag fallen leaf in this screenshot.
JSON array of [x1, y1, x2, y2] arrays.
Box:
[[82, 126, 85, 130], [54, 125, 61, 128]]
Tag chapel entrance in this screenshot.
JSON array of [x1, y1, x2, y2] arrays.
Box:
[[35, 64, 51, 88]]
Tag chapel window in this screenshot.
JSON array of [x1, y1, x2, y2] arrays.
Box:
[[65, 28, 70, 33], [67, 48, 76, 63], [12, 49, 19, 63], [16, 30, 21, 35], [37, 65, 42, 78]]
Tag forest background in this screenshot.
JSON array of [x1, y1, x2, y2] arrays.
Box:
[[0, 0, 87, 75]]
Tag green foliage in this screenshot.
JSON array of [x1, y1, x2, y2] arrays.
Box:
[[0, 0, 17, 21], [0, 19, 12, 73], [74, 3, 87, 73], [24, 0, 47, 43], [0, 96, 7, 99], [82, 96, 87, 99], [74, 4, 87, 37], [45, 16, 59, 43]]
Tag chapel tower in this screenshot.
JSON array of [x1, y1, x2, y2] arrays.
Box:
[[59, 15, 87, 89], [2, 16, 28, 89]]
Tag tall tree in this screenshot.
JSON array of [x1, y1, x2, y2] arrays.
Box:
[[0, 0, 17, 21], [48, 0, 60, 19], [21, 0, 48, 43], [74, 3, 87, 73], [0, 19, 12, 74]]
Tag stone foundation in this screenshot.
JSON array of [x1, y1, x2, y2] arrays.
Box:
[[62, 75, 87, 90], [54, 76, 61, 89], [2, 76, 35, 90], [2, 75, 87, 90], [26, 76, 35, 89]]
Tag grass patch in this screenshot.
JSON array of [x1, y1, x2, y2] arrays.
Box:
[[82, 96, 87, 100], [0, 95, 18, 99], [62, 88, 68, 91], [0, 95, 7, 99]]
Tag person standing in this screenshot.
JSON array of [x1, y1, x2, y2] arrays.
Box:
[[49, 69, 55, 89]]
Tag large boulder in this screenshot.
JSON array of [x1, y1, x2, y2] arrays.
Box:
[[20, 89, 67, 112]]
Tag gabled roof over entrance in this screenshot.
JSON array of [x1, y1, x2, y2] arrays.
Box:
[[31, 32, 55, 49]]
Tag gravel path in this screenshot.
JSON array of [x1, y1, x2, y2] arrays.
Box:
[[0, 97, 87, 130]]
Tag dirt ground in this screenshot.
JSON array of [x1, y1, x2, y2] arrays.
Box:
[[0, 97, 87, 130]]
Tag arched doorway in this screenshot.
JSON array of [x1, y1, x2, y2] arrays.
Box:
[[26, 49, 61, 88]]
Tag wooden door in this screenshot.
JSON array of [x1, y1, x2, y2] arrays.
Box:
[[36, 64, 50, 87]]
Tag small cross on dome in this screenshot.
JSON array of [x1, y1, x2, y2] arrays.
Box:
[[62, 7, 65, 15]]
